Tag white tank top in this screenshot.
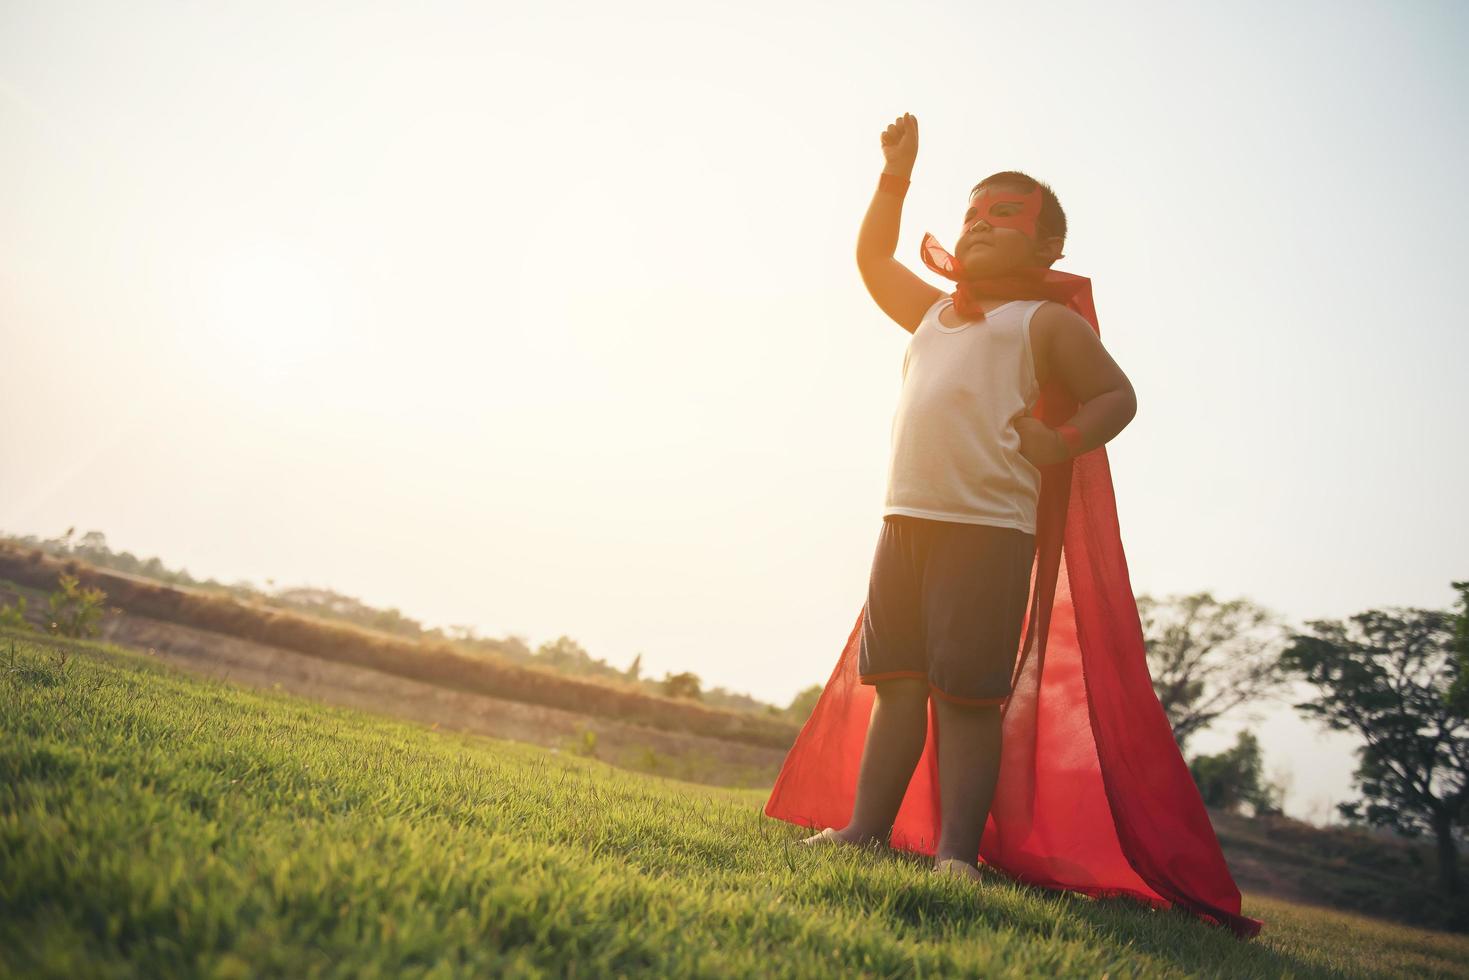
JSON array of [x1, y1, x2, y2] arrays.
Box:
[[883, 296, 1046, 534]]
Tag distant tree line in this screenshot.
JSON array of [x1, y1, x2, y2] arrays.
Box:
[[0, 527, 811, 721]]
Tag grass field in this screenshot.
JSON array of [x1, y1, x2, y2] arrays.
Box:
[[4, 630, 1468, 978]]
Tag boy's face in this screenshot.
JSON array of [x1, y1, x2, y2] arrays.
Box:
[[955, 183, 1064, 277]]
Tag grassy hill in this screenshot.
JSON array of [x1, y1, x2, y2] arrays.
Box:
[[4, 630, 1468, 978]]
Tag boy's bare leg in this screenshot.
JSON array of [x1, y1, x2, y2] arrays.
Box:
[[800, 678, 929, 848], [932, 700, 1002, 878]]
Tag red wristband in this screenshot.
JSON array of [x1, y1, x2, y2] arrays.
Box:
[[1056, 424, 1083, 456], [878, 172, 910, 197]]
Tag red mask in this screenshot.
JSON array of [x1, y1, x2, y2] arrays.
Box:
[[918, 183, 1079, 321], [962, 184, 1044, 238]]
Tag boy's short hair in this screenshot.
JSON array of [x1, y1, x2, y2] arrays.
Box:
[[971, 170, 1067, 244]]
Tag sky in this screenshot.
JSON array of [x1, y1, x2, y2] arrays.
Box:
[[2, 0, 1466, 823]]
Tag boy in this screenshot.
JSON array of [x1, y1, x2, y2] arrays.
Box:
[[799, 113, 1137, 881]]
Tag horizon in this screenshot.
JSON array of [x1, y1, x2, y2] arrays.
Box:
[[5, 520, 1463, 704], [0, 517, 1389, 827]]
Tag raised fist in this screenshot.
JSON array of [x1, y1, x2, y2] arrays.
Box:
[[880, 113, 918, 178]]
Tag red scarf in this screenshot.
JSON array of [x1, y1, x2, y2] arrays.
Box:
[[763, 240, 1263, 939]]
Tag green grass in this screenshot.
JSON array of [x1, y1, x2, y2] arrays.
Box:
[[3, 630, 1468, 979]]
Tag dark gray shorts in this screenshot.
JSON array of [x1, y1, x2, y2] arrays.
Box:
[[859, 515, 1035, 706]]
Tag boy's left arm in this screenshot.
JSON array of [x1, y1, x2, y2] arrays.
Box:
[[1016, 303, 1138, 465]]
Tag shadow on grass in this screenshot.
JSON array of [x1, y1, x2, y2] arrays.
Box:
[[779, 830, 1424, 979]]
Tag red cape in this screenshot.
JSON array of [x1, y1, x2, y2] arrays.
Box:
[[763, 272, 1262, 939]]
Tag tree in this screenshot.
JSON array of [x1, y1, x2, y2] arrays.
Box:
[[536, 636, 593, 672], [76, 530, 109, 560], [1281, 602, 1467, 896], [660, 671, 702, 700], [1137, 591, 1288, 749], [47, 573, 107, 639], [1188, 731, 1282, 815], [785, 684, 823, 722], [1443, 582, 1469, 713], [445, 624, 479, 643], [625, 652, 643, 682]]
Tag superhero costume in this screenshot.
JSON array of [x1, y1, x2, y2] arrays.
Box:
[[763, 185, 1262, 938]]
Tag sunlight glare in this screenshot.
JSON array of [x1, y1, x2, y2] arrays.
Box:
[[186, 239, 341, 395]]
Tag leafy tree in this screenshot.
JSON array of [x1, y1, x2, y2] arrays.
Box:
[[47, 573, 107, 639], [75, 529, 109, 560], [1137, 591, 1288, 749], [536, 636, 594, 672], [1188, 731, 1282, 815], [661, 671, 702, 701], [785, 684, 823, 723], [701, 685, 766, 713], [1443, 582, 1469, 714], [1281, 603, 1467, 895], [365, 606, 425, 638], [625, 652, 643, 682]]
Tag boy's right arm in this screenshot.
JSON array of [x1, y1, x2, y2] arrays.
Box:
[[857, 113, 944, 334]]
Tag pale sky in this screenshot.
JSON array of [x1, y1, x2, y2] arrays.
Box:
[[3, 1, 1466, 823]]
